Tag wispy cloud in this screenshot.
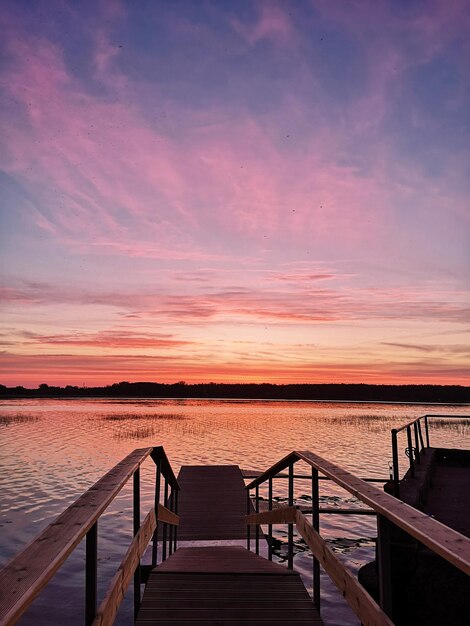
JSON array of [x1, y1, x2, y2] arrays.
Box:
[[1, 0, 468, 386], [19, 329, 192, 350], [2, 279, 469, 325]]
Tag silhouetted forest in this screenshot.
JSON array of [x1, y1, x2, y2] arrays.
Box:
[[0, 382, 468, 403]]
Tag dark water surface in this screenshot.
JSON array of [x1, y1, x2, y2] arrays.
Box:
[[1, 399, 468, 625]]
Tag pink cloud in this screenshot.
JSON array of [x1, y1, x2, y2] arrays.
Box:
[[0, 16, 402, 262], [1, 351, 468, 387], [19, 329, 192, 349], [2, 279, 469, 325]]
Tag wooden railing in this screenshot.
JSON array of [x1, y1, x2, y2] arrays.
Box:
[[246, 449, 470, 626], [391, 413, 470, 496], [0, 446, 180, 626]]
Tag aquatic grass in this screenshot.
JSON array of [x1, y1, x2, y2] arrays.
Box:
[[0, 414, 40, 426], [102, 412, 186, 421]]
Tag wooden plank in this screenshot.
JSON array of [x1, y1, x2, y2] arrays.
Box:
[[0, 447, 153, 626], [155, 547, 295, 574], [246, 506, 297, 525], [92, 507, 156, 626], [296, 450, 470, 576], [137, 549, 323, 625], [294, 510, 393, 626], [176, 466, 254, 540], [157, 503, 179, 526]]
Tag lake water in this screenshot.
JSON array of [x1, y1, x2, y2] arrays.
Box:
[[1, 398, 469, 625]]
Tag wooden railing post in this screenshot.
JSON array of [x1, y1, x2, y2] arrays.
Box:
[[377, 515, 393, 618], [288, 461, 294, 569], [311, 467, 320, 610], [268, 476, 273, 561], [133, 467, 141, 618], [85, 522, 98, 626]]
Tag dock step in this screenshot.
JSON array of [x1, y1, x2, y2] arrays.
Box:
[[136, 547, 323, 625]]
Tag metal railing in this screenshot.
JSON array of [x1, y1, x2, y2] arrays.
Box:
[[245, 449, 470, 626], [0, 446, 180, 626], [391, 414, 470, 497]]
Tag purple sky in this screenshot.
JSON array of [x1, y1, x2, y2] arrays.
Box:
[[1, 0, 469, 386]]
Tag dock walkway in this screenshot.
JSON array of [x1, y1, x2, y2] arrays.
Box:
[[176, 465, 251, 541], [138, 465, 323, 625]]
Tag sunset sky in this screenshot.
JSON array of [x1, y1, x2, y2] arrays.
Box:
[[1, 0, 469, 387]]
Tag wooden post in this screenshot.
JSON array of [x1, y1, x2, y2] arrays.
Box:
[[268, 476, 273, 561], [85, 522, 97, 626], [311, 467, 320, 610], [288, 461, 294, 570], [377, 515, 393, 618], [133, 467, 141, 619]]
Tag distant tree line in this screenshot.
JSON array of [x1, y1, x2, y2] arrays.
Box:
[[0, 382, 469, 403]]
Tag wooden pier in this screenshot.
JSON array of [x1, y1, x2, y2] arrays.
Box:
[[0, 427, 469, 626], [137, 464, 322, 624]]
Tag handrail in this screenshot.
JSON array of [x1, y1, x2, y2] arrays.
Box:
[[390, 413, 470, 496], [92, 504, 178, 626], [0, 446, 180, 626], [247, 506, 394, 626], [245, 449, 470, 623], [393, 413, 470, 434], [247, 449, 470, 575], [296, 450, 470, 574], [151, 446, 179, 489]]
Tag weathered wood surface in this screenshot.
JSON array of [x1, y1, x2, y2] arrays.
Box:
[[156, 546, 295, 574], [91, 504, 179, 626], [246, 507, 392, 626], [246, 450, 470, 576], [176, 465, 254, 540], [92, 508, 157, 626], [246, 505, 297, 525], [136, 547, 323, 624], [156, 503, 179, 527], [294, 511, 393, 626], [0, 447, 153, 626], [296, 450, 470, 576]]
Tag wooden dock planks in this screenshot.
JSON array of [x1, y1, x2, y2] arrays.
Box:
[[176, 465, 253, 540], [139, 467, 323, 624], [136, 547, 323, 625]]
